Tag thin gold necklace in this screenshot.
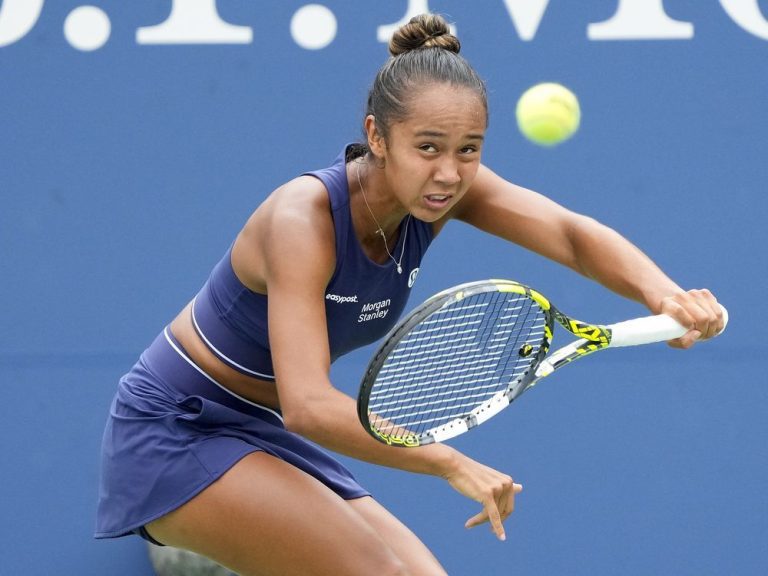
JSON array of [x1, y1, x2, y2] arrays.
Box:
[[356, 161, 411, 274]]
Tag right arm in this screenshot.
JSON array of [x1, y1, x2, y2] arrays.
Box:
[[240, 177, 521, 540]]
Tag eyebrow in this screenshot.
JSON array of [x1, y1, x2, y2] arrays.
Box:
[[414, 129, 485, 141]]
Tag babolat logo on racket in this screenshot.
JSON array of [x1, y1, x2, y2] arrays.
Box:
[[371, 426, 420, 447]]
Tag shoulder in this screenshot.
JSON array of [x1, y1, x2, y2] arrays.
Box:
[[440, 163, 588, 261], [260, 174, 337, 257], [269, 174, 333, 223], [431, 164, 505, 233], [457, 164, 513, 209], [450, 164, 566, 222], [233, 174, 337, 292]]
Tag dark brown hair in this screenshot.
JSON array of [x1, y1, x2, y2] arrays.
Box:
[[348, 14, 488, 161]]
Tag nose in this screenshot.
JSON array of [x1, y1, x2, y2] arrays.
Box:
[[433, 155, 461, 186]]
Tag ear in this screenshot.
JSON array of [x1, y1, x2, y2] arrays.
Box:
[[364, 115, 386, 162]]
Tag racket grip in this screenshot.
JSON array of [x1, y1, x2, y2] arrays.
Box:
[[608, 304, 728, 348]]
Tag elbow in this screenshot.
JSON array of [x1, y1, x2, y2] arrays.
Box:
[[565, 213, 603, 245], [280, 404, 318, 437], [564, 214, 611, 275], [274, 378, 335, 437]]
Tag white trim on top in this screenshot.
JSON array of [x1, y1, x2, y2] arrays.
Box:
[[190, 297, 276, 380], [163, 327, 283, 423]]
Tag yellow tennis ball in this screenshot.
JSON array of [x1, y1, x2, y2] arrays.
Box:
[[516, 82, 581, 146]]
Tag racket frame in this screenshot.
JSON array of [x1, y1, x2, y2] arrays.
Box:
[[358, 279, 725, 447], [359, 280, 612, 446]]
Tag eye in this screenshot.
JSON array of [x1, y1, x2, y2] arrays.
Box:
[[418, 143, 437, 153]]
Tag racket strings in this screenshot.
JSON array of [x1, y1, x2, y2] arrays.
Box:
[[367, 291, 548, 437]]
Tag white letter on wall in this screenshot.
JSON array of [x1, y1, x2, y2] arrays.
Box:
[[720, 0, 768, 40], [501, 0, 550, 41], [137, 0, 252, 45], [0, 0, 45, 47], [588, 0, 694, 40]]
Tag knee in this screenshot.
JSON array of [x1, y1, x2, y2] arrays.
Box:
[[377, 558, 409, 576], [368, 551, 411, 576]]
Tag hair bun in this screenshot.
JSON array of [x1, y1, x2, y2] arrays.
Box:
[[389, 14, 460, 56]]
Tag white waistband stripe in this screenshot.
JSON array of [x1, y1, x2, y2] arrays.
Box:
[[163, 327, 283, 423], [190, 297, 276, 380]]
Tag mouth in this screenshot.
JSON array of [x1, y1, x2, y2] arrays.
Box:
[[423, 193, 453, 210]]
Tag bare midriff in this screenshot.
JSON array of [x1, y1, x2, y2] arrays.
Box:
[[169, 301, 281, 410]]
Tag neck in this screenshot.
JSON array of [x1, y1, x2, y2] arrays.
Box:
[[353, 158, 408, 240], [350, 159, 412, 270]]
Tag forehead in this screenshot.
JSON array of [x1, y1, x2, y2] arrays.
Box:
[[398, 83, 487, 135]]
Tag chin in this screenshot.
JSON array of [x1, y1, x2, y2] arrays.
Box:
[[410, 206, 450, 223]]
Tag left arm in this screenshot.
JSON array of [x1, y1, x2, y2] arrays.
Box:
[[450, 164, 724, 347]]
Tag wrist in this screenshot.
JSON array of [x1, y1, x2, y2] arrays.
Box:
[[415, 443, 462, 478], [426, 444, 464, 478], [641, 283, 685, 315]]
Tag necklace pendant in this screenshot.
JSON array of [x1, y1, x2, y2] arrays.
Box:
[[357, 162, 409, 277]]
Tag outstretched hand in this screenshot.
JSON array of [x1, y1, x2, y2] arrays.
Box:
[[442, 454, 523, 541]]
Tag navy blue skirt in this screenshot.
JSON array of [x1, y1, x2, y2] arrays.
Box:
[[95, 328, 369, 540]]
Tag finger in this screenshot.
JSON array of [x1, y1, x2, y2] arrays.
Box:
[[669, 328, 701, 349], [496, 490, 512, 524], [714, 307, 726, 336], [685, 289, 719, 340], [469, 481, 524, 525], [661, 300, 697, 348], [466, 499, 506, 541], [485, 498, 506, 541], [506, 482, 523, 515], [464, 510, 487, 529], [498, 481, 523, 519], [662, 299, 696, 332], [691, 289, 724, 339]]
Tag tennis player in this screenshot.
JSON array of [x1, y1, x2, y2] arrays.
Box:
[[95, 13, 724, 576]]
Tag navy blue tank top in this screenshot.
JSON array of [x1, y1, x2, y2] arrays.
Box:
[[190, 145, 435, 381]]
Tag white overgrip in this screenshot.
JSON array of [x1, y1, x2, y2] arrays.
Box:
[[608, 304, 729, 348]]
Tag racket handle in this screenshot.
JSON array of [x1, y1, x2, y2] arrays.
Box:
[[608, 304, 728, 348]]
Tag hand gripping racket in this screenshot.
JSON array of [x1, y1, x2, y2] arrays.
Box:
[[358, 279, 728, 447]]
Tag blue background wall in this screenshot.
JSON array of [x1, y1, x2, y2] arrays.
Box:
[[2, 1, 766, 574]]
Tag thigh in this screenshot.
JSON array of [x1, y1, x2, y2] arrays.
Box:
[[146, 452, 405, 576], [347, 497, 447, 576]]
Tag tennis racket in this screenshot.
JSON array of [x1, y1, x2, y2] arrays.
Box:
[[358, 279, 727, 447]]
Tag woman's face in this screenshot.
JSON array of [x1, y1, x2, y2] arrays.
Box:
[[373, 83, 488, 222]]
